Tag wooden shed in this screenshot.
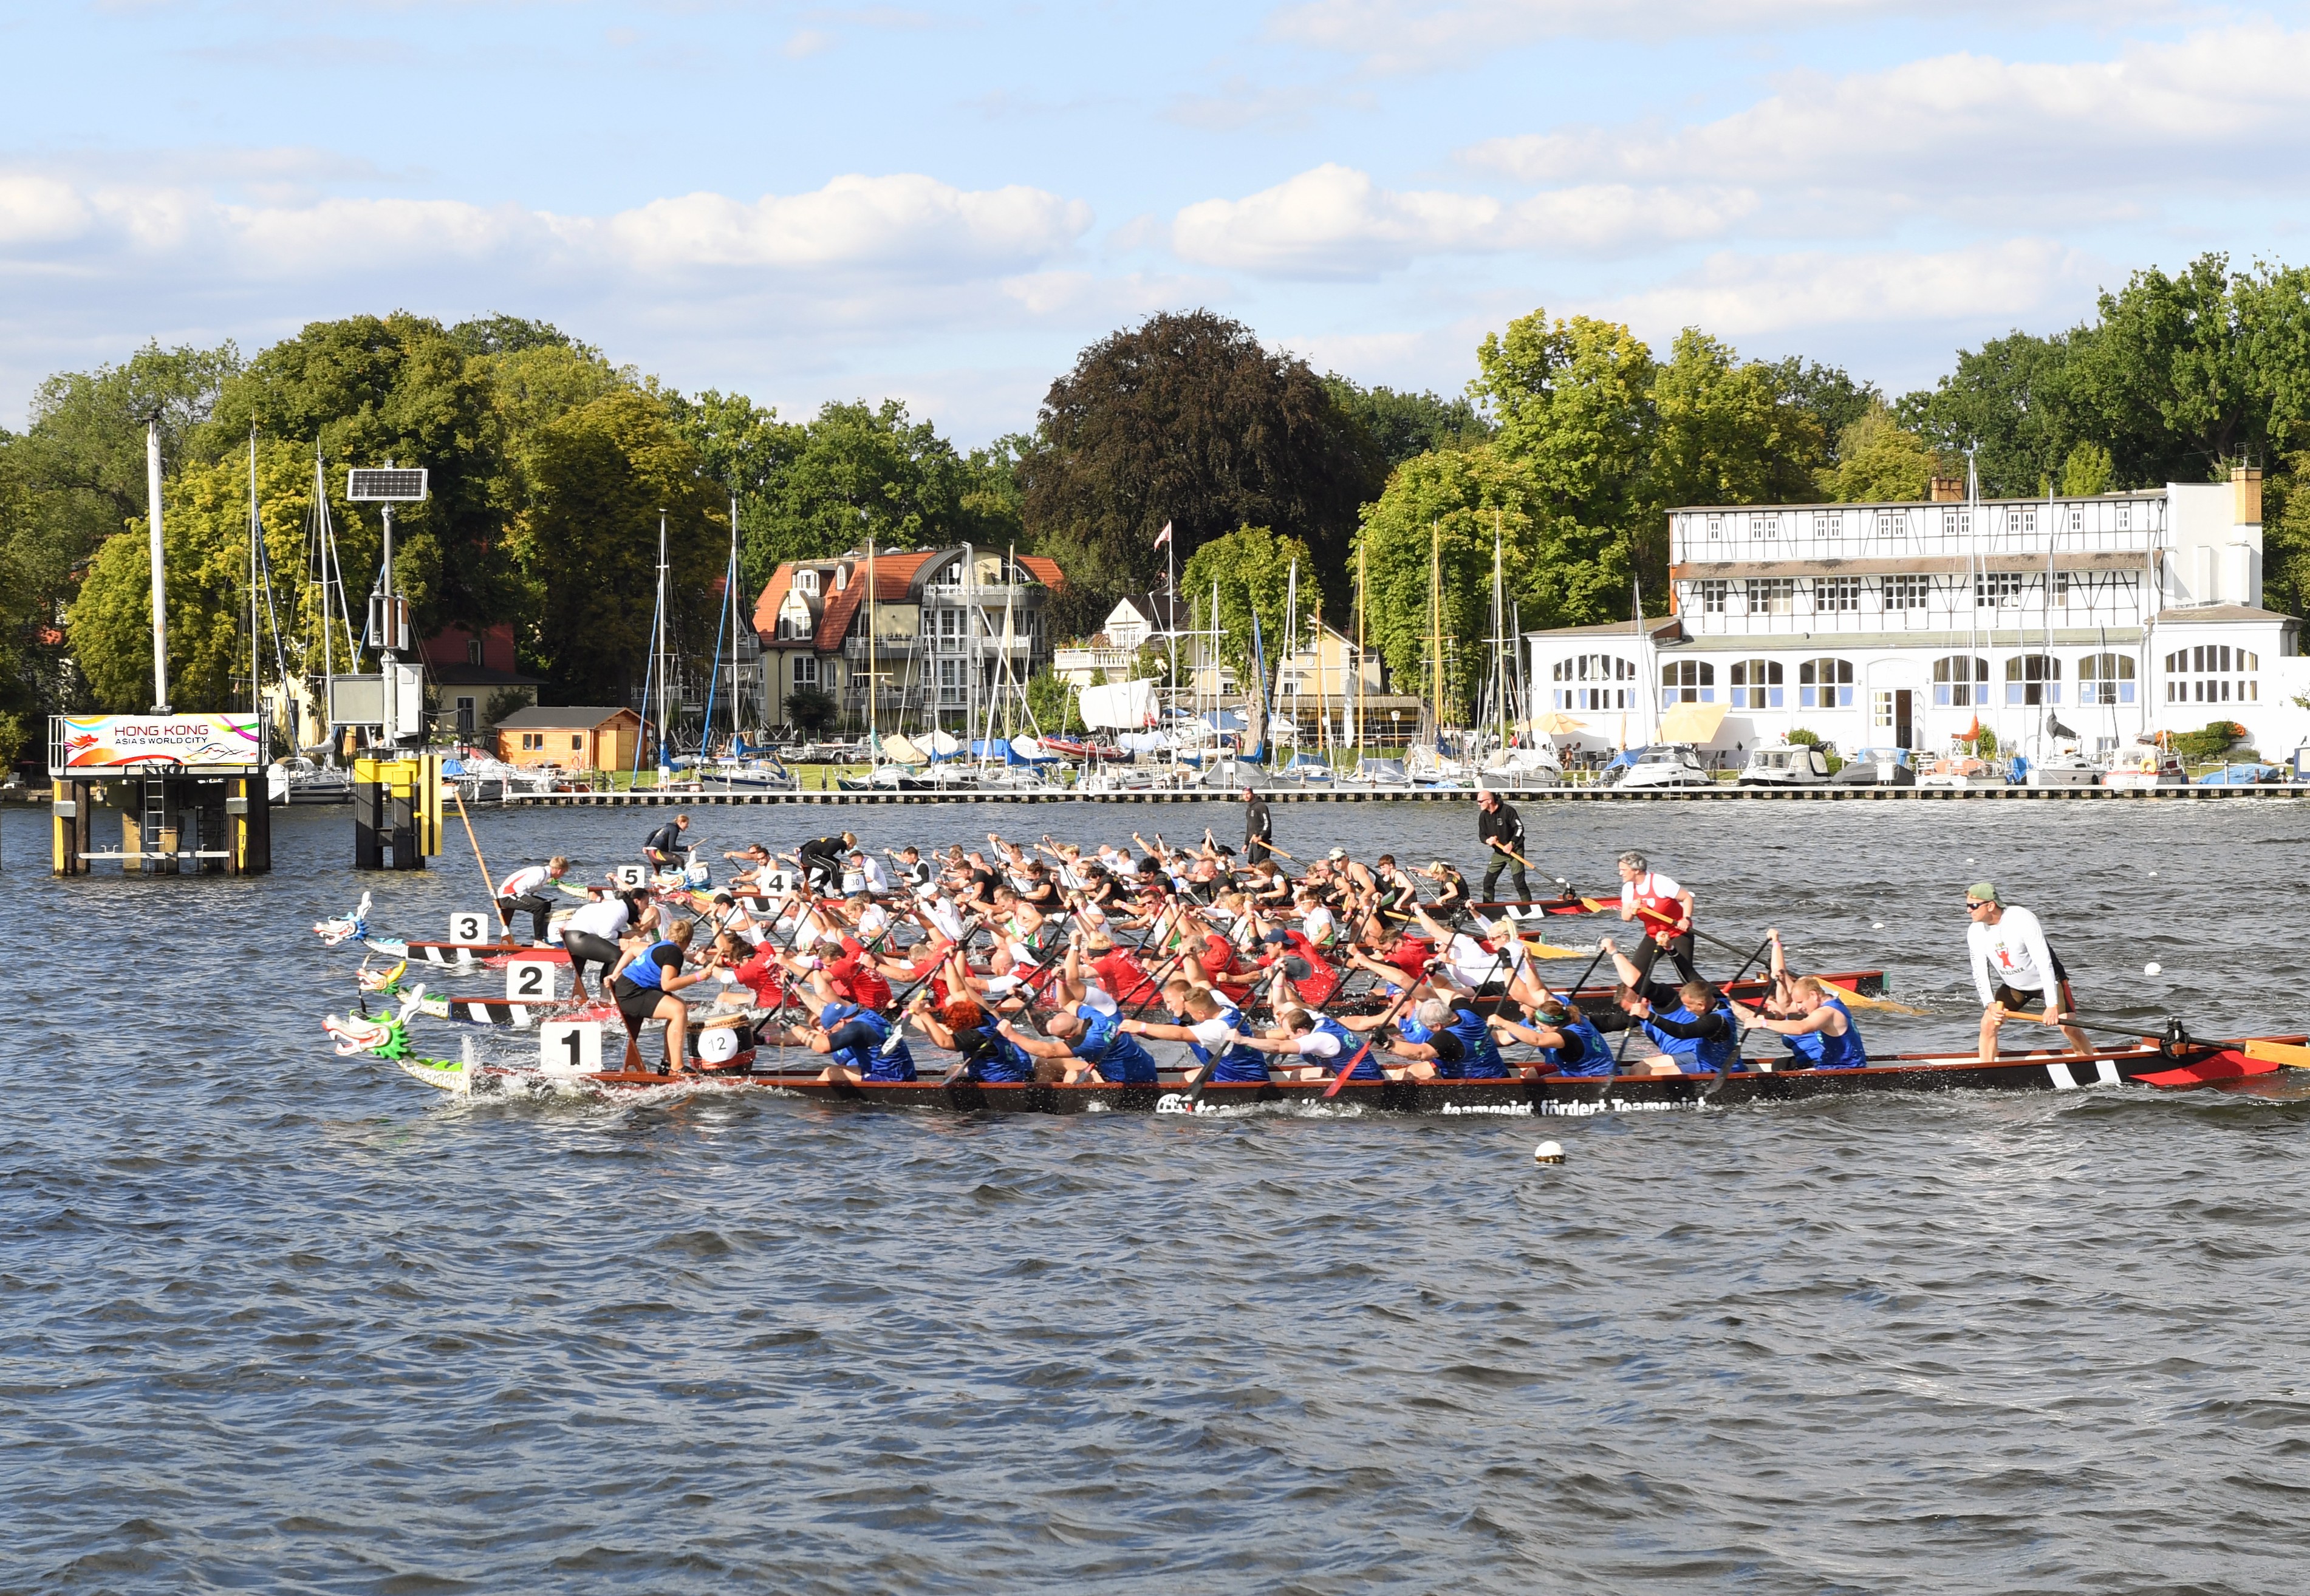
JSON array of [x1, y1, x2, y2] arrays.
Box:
[[494, 706, 645, 772]]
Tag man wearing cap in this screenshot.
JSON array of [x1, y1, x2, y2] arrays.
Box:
[[1967, 882, 2090, 1059], [1243, 786, 1274, 865], [1475, 789, 1530, 903]]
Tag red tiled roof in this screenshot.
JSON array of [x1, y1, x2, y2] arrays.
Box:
[[1019, 555, 1065, 590], [812, 551, 940, 655], [751, 567, 795, 636]]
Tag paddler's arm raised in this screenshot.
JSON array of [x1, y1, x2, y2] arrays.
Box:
[[994, 1017, 1073, 1061]]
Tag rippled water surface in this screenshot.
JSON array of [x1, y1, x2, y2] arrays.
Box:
[[7, 797, 2310, 1594]]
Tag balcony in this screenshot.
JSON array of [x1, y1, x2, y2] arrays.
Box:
[[841, 632, 919, 661]]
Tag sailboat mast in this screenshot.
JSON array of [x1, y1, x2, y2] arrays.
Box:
[[866, 530, 877, 759], [249, 425, 262, 727], [1429, 519, 1443, 744], [656, 508, 670, 777], [1356, 537, 1366, 759], [1492, 511, 1506, 752]]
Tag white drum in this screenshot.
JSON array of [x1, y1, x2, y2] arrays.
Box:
[[696, 1027, 740, 1063]]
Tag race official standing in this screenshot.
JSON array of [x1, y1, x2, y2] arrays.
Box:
[[1475, 789, 1529, 902]]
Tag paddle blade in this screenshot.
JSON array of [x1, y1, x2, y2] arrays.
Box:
[[1321, 1042, 1376, 1099], [2244, 1038, 2310, 1071], [1822, 981, 1929, 1018]]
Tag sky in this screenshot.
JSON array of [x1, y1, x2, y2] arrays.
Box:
[[4, 1, 2309, 442]]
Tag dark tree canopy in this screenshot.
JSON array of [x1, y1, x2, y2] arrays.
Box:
[[1323, 375, 1491, 468], [1020, 310, 1385, 634]]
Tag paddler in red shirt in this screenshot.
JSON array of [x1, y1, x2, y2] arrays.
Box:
[[1616, 849, 1701, 985]]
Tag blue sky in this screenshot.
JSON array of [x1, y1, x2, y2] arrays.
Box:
[[4, 1, 2308, 440]]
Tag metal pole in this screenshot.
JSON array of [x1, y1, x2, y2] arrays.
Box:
[[656, 509, 670, 780], [379, 500, 397, 746], [147, 415, 169, 712]]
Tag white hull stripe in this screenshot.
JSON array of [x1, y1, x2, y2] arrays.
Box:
[[2046, 1059, 2124, 1090]]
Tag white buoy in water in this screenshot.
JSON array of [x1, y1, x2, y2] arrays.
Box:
[[1533, 1140, 1565, 1165], [2148, 870, 2158, 878], [2145, 961, 2163, 977], [1871, 922, 1885, 930]]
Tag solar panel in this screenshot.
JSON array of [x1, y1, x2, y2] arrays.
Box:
[[346, 468, 429, 502]]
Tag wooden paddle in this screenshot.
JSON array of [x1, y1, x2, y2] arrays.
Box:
[[1686, 924, 1928, 1017]]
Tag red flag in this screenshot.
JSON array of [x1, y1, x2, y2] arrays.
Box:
[[1153, 520, 1172, 548]]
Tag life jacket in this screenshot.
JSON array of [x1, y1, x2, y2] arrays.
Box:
[[1628, 873, 1686, 936], [1641, 996, 1741, 1074], [1189, 1003, 1269, 1083], [1538, 1015, 1613, 1077], [1782, 997, 1867, 1071], [822, 1003, 917, 1082], [620, 940, 678, 992], [1313, 1014, 1379, 1081], [1076, 1006, 1159, 1084], [1447, 1006, 1511, 1079]]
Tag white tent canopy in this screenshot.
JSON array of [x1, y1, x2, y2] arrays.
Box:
[[1080, 678, 1158, 731]]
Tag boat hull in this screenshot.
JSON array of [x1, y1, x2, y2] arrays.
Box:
[[527, 1035, 2289, 1111]]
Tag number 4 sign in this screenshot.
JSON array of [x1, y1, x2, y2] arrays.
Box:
[[540, 1020, 602, 1073]]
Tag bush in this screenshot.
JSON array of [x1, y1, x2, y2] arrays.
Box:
[[2173, 720, 2248, 762], [785, 686, 839, 734], [1786, 727, 1820, 746]]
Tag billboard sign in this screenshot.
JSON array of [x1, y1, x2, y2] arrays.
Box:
[[51, 713, 262, 776]]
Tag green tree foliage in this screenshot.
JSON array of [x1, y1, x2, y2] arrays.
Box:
[[1323, 375, 1491, 468], [1820, 403, 1938, 502], [1020, 311, 1383, 636], [1023, 667, 1077, 735], [1761, 358, 1880, 463], [2059, 442, 2114, 496], [1647, 329, 1825, 574], [785, 685, 838, 734], [69, 440, 314, 712], [1351, 449, 1557, 719], [505, 387, 723, 705], [1897, 330, 2079, 497], [1178, 525, 1324, 689], [206, 313, 515, 635]]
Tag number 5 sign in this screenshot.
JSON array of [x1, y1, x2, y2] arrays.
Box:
[[611, 864, 648, 889], [540, 1020, 602, 1073]]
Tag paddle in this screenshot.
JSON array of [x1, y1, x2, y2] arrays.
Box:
[[1317, 973, 1426, 1100], [934, 917, 1080, 1087], [1679, 924, 1928, 1017]]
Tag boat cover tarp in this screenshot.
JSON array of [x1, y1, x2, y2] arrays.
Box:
[[1080, 678, 1158, 730]]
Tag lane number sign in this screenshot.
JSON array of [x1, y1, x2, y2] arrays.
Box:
[[612, 864, 648, 889], [449, 911, 488, 944], [541, 1020, 602, 1073]]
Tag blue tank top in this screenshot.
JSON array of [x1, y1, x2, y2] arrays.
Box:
[[1189, 1004, 1269, 1083], [1076, 1006, 1159, 1084], [1642, 998, 1741, 1074], [823, 1003, 917, 1082], [1447, 1006, 1511, 1079], [963, 1023, 1033, 1084], [1539, 1015, 1613, 1077], [1782, 998, 1867, 1070], [1313, 1014, 1380, 1081], [621, 940, 678, 992]]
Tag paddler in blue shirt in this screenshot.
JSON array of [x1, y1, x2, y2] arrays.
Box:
[[1225, 1006, 1379, 1082], [1602, 937, 1742, 1076], [997, 1006, 1162, 1084], [1486, 993, 1616, 1078], [1728, 930, 1867, 1070], [1119, 984, 1269, 1085], [909, 996, 1039, 1083], [799, 998, 918, 1083]]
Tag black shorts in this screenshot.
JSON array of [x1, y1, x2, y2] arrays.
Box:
[[1994, 976, 2076, 1013], [615, 980, 672, 1021]]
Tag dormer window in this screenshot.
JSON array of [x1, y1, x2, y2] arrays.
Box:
[[796, 570, 820, 595], [834, 566, 847, 591]]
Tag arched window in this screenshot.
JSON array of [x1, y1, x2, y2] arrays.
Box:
[[1798, 657, 1853, 709], [1933, 655, 1987, 707], [1552, 654, 1636, 711], [2004, 654, 2060, 706], [2078, 653, 2136, 705], [1661, 660, 1716, 708], [1729, 658, 1783, 710]]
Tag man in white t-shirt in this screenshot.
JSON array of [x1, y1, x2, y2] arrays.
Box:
[[1966, 881, 2090, 1059], [1617, 850, 1700, 985]]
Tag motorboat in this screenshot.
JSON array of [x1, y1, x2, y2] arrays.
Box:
[[1480, 744, 1563, 789], [1608, 745, 1713, 789], [1830, 747, 1916, 787], [267, 757, 354, 805], [1270, 755, 1336, 785], [2024, 749, 2104, 789], [2103, 742, 2189, 791], [708, 758, 799, 791], [1337, 758, 1413, 789], [1737, 743, 1834, 788], [1917, 750, 2006, 789], [1404, 745, 1473, 785]]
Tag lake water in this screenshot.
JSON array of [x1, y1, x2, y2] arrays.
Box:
[[7, 797, 2309, 1594]]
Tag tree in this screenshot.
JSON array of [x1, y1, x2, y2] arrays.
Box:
[[1820, 403, 1938, 502], [1323, 375, 1491, 468], [1897, 329, 2080, 497], [2059, 442, 2114, 496], [205, 313, 518, 638], [1178, 525, 1325, 689], [1020, 311, 1383, 635], [1023, 667, 1077, 735], [1353, 448, 1585, 720], [1472, 309, 1658, 551], [503, 387, 722, 704], [785, 686, 838, 733], [1648, 329, 1825, 573], [67, 437, 314, 712], [1760, 358, 1879, 465]]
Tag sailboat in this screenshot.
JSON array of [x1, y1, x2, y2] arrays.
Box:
[[268, 438, 353, 804], [1476, 514, 1559, 788], [1404, 519, 1472, 786]]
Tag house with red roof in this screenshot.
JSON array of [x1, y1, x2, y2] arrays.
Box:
[[753, 545, 1065, 729]]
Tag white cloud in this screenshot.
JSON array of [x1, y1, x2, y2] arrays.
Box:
[[1594, 240, 2095, 338], [1466, 23, 2310, 210], [1269, 0, 2184, 73], [1172, 162, 1752, 278]]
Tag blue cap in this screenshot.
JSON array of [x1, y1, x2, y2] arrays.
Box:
[[818, 1002, 848, 1029]]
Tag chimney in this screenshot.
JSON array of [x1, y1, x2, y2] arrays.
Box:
[[1929, 477, 1964, 503], [2233, 465, 2263, 526]]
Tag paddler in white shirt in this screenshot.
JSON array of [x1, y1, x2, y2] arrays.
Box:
[[1616, 850, 1701, 986], [1965, 881, 2091, 1059]]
